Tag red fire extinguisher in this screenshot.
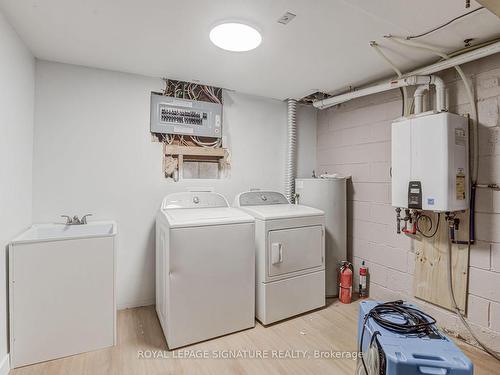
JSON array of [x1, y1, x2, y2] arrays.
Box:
[[339, 261, 353, 304]]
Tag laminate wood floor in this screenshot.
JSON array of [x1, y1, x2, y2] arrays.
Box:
[[10, 299, 500, 374]]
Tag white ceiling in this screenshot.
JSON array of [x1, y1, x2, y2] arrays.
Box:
[[1, 0, 499, 100]]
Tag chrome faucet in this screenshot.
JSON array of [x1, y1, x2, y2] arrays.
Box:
[[61, 214, 92, 225]]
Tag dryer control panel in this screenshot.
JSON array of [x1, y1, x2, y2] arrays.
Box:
[[237, 191, 289, 206]]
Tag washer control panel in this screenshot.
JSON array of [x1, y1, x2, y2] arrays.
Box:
[[162, 192, 228, 209]]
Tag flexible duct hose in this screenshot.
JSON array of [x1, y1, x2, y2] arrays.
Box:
[[285, 99, 297, 203]]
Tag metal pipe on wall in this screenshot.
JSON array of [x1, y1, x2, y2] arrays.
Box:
[[284, 99, 297, 203]]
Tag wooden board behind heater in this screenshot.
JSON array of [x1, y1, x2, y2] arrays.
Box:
[[413, 210, 469, 313]]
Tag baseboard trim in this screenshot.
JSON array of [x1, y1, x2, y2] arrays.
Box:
[[0, 354, 10, 375], [117, 298, 154, 310]]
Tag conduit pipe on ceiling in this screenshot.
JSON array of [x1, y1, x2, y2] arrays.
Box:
[[313, 40, 500, 111], [412, 40, 500, 75], [285, 98, 297, 203], [370, 41, 409, 116], [313, 75, 446, 112]]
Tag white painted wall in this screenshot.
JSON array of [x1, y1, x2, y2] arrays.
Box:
[[33, 61, 317, 308], [0, 10, 35, 372], [317, 53, 500, 351]]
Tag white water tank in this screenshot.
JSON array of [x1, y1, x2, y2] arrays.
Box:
[[295, 177, 347, 297]]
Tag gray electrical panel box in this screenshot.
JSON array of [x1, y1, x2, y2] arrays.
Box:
[[150, 93, 222, 138]]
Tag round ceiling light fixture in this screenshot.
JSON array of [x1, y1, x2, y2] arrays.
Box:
[[209, 22, 262, 52]]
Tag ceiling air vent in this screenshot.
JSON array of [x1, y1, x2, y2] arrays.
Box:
[[277, 12, 296, 25]]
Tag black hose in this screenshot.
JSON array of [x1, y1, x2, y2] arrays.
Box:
[[399, 88, 405, 116], [359, 300, 438, 374], [470, 185, 476, 241]]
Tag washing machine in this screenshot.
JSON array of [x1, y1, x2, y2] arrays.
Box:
[[156, 192, 255, 349], [235, 191, 326, 325]]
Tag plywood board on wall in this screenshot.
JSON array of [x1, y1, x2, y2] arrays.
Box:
[[414, 211, 469, 313]]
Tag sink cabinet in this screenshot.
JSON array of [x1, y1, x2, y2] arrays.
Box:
[[9, 221, 116, 368]]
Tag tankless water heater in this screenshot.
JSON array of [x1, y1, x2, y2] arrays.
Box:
[[391, 112, 469, 212]]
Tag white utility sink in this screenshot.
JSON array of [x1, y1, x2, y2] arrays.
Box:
[[11, 221, 116, 243], [9, 220, 117, 368]]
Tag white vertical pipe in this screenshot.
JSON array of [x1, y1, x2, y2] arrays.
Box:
[[414, 85, 429, 114], [430, 75, 446, 112], [285, 99, 297, 203]]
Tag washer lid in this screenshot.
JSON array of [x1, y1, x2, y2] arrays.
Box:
[[238, 204, 324, 220], [164, 207, 254, 228]]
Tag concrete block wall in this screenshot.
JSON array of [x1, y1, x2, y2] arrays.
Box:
[[316, 53, 500, 350]]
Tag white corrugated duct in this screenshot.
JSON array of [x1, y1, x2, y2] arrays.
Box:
[[284, 98, 297, 203]]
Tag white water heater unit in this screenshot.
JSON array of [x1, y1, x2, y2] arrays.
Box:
[[391, 111, 469, 212]]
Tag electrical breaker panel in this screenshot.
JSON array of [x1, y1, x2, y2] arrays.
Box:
[[150, 93, 222, 138], [391, 112, 469, 212]]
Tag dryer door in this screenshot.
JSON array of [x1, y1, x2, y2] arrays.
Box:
[[268, 225, 323, 278]]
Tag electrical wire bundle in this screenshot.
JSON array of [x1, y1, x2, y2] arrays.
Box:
[[191, 136, 221, 148], [162, 78, 222, 104], [161, 133, 221, 148], [160, 78, 223, 149], [359, 300, 438, 375]]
